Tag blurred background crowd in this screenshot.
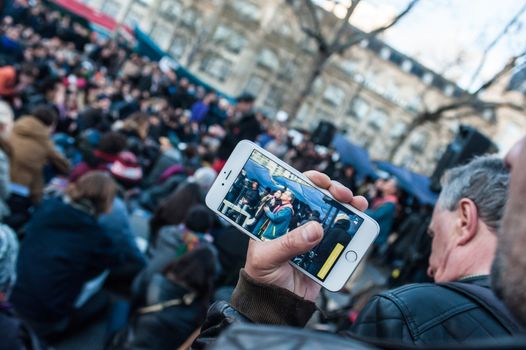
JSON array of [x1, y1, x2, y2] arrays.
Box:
[[0, 1, 524, 349]]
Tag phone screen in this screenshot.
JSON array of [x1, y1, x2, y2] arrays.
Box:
[[218, 149, 365, 281]]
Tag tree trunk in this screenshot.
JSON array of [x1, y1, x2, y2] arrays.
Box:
[[288, 52, 330, 123]]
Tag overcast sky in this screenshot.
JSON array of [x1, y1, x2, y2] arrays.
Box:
[[319, 0, 526, 91]]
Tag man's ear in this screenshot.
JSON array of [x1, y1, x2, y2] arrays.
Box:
[[457, 198, 479, 246]]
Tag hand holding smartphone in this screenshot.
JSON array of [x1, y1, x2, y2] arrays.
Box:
[[206, 140, 379, 292]]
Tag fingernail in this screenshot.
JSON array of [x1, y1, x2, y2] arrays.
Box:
[[302, 223, 321, 243]]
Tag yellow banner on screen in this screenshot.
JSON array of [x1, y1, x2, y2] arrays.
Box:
[[316, 243, 345, 280]]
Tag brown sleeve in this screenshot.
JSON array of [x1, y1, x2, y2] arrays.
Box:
[[47, 140, 70, 175], [231, 269, 317, 327]]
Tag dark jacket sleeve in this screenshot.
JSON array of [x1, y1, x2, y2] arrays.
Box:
[[349, 294, 413, 343], [231, 269, 317, 326], [192, 270, 317, 349]]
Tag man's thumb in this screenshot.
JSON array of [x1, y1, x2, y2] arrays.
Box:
[[268, 221, 324, 264]]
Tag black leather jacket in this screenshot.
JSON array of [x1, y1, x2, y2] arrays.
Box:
[[349, 276, 514, 344], [194, 273, 519, 349]]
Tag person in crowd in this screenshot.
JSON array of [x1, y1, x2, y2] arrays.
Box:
[[117, 111, 159, 174], [0, 102, 14, 221], [70, 131, 127, 182], [300, 213, 351, 275], [0, 224, 45, 350], [491, 136, 526, 327], [258, 190, 295, 240], [127, 248, 216, 350], [133, 205, 218, 302], [148, 167, 216, 246], [195, 155, 519, 347], [365, 177, 398, 250], [213, 93, 261, 172], [10, 172, 121, 341], [190, 91, 216, 124], [248, 189, 282, 230], [8, 104, 70, 203], [240, 180, 260, 217], [335, 164, 357, 193]]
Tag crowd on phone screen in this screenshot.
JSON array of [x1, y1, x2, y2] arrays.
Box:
[[1, 2, 525, 350]]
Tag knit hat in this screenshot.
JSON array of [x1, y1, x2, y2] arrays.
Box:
[[0, 224, 19, 293], [191, 167, 217, 193]]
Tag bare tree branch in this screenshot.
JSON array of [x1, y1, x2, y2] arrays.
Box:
[[303, 0, 326, 47], [472, 49, 526, 95], [334, 0, 420, 53], [467, 3, 526, 90], [329, 0, 362, 48]]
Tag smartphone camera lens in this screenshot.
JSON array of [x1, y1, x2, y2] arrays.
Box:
[[222, 183, 224, 186]]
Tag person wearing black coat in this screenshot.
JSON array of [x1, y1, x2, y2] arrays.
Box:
[[10, 172, 121, 340], [194, 158, 518, 348], [126, 248, 216, 350]]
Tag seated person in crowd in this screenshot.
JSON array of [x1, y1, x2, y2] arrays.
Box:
[[125, 248, 216, 350], [0, 224, 45, 350], [195, 154, 518, 347], [10, 172, 122, 341], [8, 105, 70, 203], [133, 204, 218, 301]]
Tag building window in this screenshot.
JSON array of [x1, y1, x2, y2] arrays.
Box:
[[322, 84, 345, 107], [264, 84, 283, 112], [199, 54, 232, 82], [123, 7, 143, 28], [231, 1, 261, 22], [181, 9, 199, 28], [244, 75, 265, 96], [359, 39, 369, 48], [380, 47, 391, 60], [390, 122, 407, 138], [257, 48, 280, 71], [101, 0, 120, 17], [213, 25, 247, 54], [340, 59, 357, 75], [423, 72, 434, 85], [169, 37, 187, 60], [279, 60, 298, 79], [150, 22, 172, 50], [159, 0, 182, 19], [367, 108, 388, 131], [410, 131, 428, 152], [347, 97, 369, 119], [401, 60, 412, 72], [444, 84, 455, 97]]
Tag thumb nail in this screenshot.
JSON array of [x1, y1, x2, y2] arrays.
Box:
[[302, 222, 321, 243]]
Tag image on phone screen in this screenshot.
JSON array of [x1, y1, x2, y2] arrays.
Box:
[[218, 149, 365, 281]]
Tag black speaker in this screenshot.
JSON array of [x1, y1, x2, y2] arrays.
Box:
[[312, 121, 336, 146], [430, 125, 497, 192]]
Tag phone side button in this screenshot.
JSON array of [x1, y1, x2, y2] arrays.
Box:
[[345, 250, 358, 263]]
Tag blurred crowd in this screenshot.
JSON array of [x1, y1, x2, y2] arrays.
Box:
[[3, 1, 525, 350]]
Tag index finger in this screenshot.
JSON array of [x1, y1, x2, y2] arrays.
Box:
[[304, 170, 368, 212]]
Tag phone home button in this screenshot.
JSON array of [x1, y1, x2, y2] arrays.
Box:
[[345, 250, 358, 263]]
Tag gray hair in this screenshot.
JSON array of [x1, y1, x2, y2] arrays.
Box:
[[437, 156, 509, 233]]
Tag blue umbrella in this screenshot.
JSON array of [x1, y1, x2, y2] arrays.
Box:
[[375, 161, 438, 205], [331, 133, 378, 181], [273, 176, 330, 215], [243, 159, 283, 192]]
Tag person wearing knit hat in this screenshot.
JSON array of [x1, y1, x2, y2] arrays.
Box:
[[0, 223, 44, 350], [0, 224, 18, 296]]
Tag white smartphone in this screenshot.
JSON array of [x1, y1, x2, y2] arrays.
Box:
[[206, 140, 379, 291]]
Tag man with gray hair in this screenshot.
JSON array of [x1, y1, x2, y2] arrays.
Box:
[[195, 155, 520, 347]]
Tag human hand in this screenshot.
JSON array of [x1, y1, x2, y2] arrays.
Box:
[[244, 171, 368, 301]]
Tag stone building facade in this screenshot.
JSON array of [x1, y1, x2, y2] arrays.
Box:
[[83, 0, 524, 174]]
